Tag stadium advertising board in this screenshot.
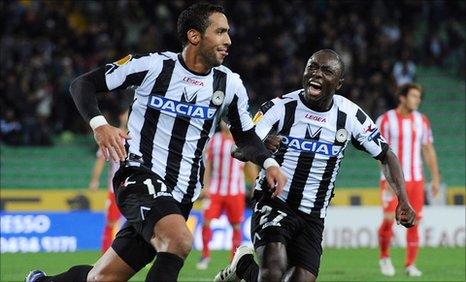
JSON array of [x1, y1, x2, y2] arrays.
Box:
[[1, 212, 103, 253], [1, 207, 464, 253]]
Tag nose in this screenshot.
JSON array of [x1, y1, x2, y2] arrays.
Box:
[[312, 67, 323, 78], [225, 33, 232, 46]]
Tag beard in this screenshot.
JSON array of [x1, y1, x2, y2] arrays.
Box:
[[200, 47, 222, 68]]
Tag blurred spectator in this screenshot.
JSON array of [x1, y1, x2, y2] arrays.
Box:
[[393, 50, 417, 87], [1, 0, 464, 145]]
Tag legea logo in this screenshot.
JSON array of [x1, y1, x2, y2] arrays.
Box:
[[281, 136, 343, 156], [148, 95, 216, 120]]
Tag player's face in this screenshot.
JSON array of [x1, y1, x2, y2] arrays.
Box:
[[199, 12, 231, 67], [402, 88, 422, 111], [302, 52, 343, 102]]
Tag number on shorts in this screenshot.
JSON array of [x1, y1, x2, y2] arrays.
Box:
[[258, 204, 287, 226], [143, 178, 167, 198]]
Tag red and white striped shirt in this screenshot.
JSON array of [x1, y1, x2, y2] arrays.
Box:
[[205, 132, 246, 196], [376, 109, 433, 182]]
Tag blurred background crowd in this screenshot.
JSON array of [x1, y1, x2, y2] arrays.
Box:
[[1, 0, 465, 146]]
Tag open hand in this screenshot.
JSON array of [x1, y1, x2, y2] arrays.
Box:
[[265, 166, 287, 197], [93, 124, 130, 162]]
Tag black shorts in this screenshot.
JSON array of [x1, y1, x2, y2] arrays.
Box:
[[111, 166, 192, 271], [251, 191, 325, 277]]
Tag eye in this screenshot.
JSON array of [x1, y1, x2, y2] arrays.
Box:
[[323, 68, 334, 75]]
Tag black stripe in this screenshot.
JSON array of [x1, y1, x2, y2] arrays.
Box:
[[132, 53, 150, 59], [115, 70, 149, 90], [286, 125, 320, 210], [183, 69, 226, 203], [260, 100, 297, 191], [165, 92, 197, 190], [226, 95, 242, 136], [356, 108, 366, 124], [311, 109, 347, 214], [258, 100, 275, 114], [274, 100, 297, 166], [139, 59, 175, 168]]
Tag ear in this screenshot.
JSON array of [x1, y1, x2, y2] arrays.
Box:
[[336, 78, 344, 91], [187, 29, 201, 46], [399, 95, 405, 104]]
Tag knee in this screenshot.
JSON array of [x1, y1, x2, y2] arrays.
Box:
[[287, 267, 316, 282], [89, 271, 124, 282], [259, 267, 286, 282], [168, 231, 193, 259], [259, 258, 287, 282]]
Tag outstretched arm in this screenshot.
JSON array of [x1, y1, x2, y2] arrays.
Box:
[[380, 149, 416, 227]]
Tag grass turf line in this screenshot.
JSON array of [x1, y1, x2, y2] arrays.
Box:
[[1, 247, 464, 281]]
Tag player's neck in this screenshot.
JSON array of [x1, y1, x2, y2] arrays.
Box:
[[397, 105, 412, 117], [181, 49, 211, 75], [301, 92, 334, 112]]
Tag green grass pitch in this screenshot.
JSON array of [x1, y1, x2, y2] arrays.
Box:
[[1, 247, 464, 281]]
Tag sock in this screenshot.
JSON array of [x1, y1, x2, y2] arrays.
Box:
[[145, 252, 184, 282], [201, 226, 212, 258], [378, 219, 394, 258], [236, 254, 258, 282], [231, 228, 242, 260], [101, 224, 114, 253], [406, 225, 419, 266], [38, 265, 92, 282]]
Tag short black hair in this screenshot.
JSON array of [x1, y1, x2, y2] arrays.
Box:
[[398, 83, 423, 97], [177, 2, 225, 47]]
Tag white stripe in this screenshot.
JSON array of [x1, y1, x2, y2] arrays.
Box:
[[413, 112, 424, 181], [402, 119, 412, 181], [220, 139, 230, 196], [209, 135, 220, 195], [231, 159, 240, 195], [387, 110, 399, 156]]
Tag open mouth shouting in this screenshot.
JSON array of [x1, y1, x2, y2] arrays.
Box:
[[307, 80, 323, 97]]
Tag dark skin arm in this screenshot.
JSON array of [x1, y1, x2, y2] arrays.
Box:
[[380, 149, 416, 227]]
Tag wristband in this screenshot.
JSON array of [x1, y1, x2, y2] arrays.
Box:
[[89, 115, 108, 130], [263, 157, 279, 169]]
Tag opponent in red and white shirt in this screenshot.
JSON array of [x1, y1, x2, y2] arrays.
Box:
[[376, 83, 441, 277], [197, 121, 258, 270], [89, 111, 128, 253]]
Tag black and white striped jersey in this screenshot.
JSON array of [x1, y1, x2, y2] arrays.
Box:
[[254, 90, 388, 218], [104, 52, 254, 203]]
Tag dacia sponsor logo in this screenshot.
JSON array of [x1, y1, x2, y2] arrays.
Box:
[[282, 136, 343, 156], [148, 95, 216, 120]]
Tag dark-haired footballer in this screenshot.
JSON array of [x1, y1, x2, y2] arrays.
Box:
[[26, 3, 286, 282]]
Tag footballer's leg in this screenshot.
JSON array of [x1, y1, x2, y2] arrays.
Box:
[[26, 222, 153, 282], [115, 166, 193, 282], [256, 243, 288, 282], [88, 247, 136, 281], [405, 181, 424, 277], [378, 180, 397, 276], [26, 250, 133, 282], [283, 266, 316, 282], [144, 213, 193, 282]]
